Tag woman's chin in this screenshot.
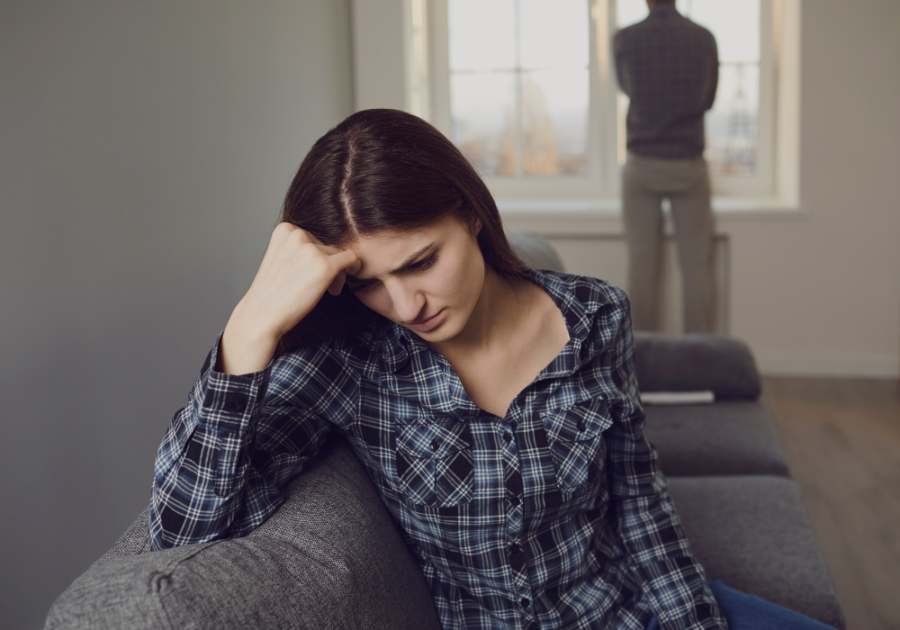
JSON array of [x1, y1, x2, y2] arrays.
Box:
[[407, 312, 464, 344]]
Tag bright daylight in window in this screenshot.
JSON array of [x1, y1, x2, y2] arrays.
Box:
[[447, 0, 590, 179], [440, 0, 768, 197]]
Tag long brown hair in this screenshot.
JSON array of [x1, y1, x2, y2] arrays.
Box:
[[278, 109, 528, 352]]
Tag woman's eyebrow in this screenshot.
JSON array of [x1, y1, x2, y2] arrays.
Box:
[[347, 242, 435, 281], [390, 242, 435, 274]]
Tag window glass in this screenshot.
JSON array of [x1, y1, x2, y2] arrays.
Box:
[[447, 0, 590, 178], [448, 0, 516, 70], [519, 0, 589, 69], [450, 72, 517, 175], [616, 0, 761, 175], [523, 68, 589, 175]]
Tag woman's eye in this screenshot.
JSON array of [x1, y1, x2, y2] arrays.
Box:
[[410, 254, 437, 271], [348, 280, 375, 293]]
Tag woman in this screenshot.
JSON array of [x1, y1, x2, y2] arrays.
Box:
[[150, 110, 832, 630]]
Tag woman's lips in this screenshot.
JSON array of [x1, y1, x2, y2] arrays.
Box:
[[406, 309, 445, 333]]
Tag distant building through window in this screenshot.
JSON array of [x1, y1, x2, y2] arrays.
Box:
[[448, 0, 590, 178]]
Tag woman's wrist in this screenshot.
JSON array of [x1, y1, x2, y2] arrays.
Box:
[[218, 301, 282, 375]]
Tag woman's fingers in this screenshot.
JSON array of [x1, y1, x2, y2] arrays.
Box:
[[241, 222, 361, 330], [326, 249, 361, 296], [331, 248, 361, 274]]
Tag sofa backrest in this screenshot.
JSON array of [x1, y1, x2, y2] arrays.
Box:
[[633, 332, 762, 400]]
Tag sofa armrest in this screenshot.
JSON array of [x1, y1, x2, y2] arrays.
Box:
[[633, 332, 762, 399], [45, 435, 441, 630]]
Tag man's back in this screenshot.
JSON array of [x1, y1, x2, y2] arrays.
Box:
[[614, 6, 718, 159]]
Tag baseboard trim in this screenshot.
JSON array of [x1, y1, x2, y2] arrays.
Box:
[[756, 351, 900, 378]]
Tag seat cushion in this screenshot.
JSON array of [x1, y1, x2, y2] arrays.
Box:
[[668, 475, 845, 630], [633, 332, 761, 399], [45, 435, 441, 630], [644, 401, 790, 477]]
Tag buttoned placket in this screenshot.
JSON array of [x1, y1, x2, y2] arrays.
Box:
[[388, 299, 586, 628], [500, 401, 536, 627]]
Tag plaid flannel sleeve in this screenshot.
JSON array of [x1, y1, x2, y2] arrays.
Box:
[[602, 294, 728, 630], [149, 334, 354, 550]]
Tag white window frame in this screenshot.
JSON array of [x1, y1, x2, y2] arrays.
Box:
[[417, 0, 784, 202], [352, 0, 800, 213]]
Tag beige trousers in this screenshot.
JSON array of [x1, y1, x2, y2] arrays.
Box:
[[622, 152, 715, 332]]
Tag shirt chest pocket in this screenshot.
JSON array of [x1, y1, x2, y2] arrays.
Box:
[[541, 399, 613, 492], [395, 421, 474, 508]]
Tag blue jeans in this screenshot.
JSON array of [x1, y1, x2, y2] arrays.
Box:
[[646, 581, 837, 630]]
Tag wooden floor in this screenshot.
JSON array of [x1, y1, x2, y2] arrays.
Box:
[[761, 377, 900, 630]]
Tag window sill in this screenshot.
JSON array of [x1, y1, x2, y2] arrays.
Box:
[[498, 196, 804, 236]]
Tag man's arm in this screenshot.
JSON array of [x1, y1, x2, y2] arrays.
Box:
[[613, 30, 632, 97], [703, 34, 719, 111]]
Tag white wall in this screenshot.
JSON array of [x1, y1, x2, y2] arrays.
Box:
[[0, 1, 353, 628], [718, 0, 900, 377], [355, 0, 900, 377]]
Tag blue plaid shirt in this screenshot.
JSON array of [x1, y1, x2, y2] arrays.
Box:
[[150, 270, 725, 630]]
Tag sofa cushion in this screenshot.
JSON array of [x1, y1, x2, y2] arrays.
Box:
[[643, 401, 790, 477], [45, 435, 441, 630], [668, 475, 845, 630], [633, 332, 761, 399]]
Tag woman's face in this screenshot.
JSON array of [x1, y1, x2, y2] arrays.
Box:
[[344, 215, 486, 343]]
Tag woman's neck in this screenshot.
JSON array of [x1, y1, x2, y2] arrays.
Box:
[[427, 268, 570, 417], [429, 266, 530, 358]]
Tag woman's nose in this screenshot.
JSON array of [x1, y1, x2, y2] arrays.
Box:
[[387, 280, 425, 322]]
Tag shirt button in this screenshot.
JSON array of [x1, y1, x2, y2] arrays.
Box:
[[521, 597, 530, 609], [577, 419, 586, 432], [430, 439, 439, 451], [503, 432, 512, 443], [510, 495, 520, 506]]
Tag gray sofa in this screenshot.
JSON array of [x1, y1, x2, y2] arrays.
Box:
[[45, 235, 845, 629]]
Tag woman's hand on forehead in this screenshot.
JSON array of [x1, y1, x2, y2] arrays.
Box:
[[290, 224, 361, 295], [218, 222, 360, 375]]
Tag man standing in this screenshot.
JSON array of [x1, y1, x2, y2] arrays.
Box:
[[614, 0, 718, 332]]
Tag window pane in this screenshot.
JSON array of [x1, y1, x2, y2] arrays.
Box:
[[449, 0, 516, 71], [687, 0, 760, 63], [450, 72, 517, 176], [519, 0, 589, 69], [447, 0, 591, 179], [615, 0, 648, 27], [522, 69, 589, 176], [705, 63, 759, 175]]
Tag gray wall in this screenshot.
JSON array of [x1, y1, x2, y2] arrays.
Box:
[[0, 1, 353, 627]]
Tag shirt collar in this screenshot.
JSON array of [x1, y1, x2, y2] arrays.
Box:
[[649, 4, 681, 17], [372, 269, 597, 379]]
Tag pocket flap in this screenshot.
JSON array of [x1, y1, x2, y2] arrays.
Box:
[[541, 399, 613, 444], [396, 422, 472, 460]]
